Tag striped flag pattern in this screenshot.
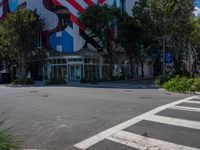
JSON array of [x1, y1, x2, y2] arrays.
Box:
[[52, 0, 106, 30]]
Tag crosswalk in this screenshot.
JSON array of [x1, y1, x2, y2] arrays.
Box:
[[74, 96, 200, 150]]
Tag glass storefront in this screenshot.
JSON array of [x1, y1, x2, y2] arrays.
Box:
[[43, 65, 67, 81], [43, 55, 138, 83], [43, 56, 100, 83]]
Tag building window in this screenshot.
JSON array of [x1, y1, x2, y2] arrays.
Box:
[[68, 58, 83, 62]]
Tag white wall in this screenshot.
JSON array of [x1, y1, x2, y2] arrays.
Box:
[[0, 0, 3, 18], [125, 0, 136, 16], [26, 0, 59, 30]]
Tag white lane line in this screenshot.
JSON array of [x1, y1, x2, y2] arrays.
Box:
[[145, 115, 200, 129], [184, 100, 200, 104], [74, 96, 199, 149], [170, 105, 200, 113], [107, 131, 199, 150]]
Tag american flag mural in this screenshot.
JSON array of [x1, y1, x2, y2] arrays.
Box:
[[49, 0, 120, 53], [0, 0, 4, 19], [0, 0, 135, 53]]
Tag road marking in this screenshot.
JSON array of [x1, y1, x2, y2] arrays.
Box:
[[107, 131, 199, 150], [170, 105, 200, 113], [144, 115, 200, 129], [74, 96, 199, 149], [185, 100, 200, 104]]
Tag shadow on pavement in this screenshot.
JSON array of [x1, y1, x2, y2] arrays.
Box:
[[0, 79, 157, 90]]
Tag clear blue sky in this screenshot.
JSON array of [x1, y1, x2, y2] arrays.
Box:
[[197, 0, 200, 7]]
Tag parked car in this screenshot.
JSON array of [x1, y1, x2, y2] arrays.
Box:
[[0, 73, 11, 83]]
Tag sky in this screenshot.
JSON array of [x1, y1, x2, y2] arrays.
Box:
[[194, 0, 200, 16], [196, 0, 200, 8]]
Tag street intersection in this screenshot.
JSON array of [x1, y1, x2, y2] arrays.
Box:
[[0, 81, 199, 150]]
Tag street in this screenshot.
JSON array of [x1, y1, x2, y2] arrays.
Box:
[[0, 81, 199, 150]]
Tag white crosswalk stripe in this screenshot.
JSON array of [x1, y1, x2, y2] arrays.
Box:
[[170, 105, 200, 113], [74, 96, 200, 149], [107, 131, 199, 150], [185, 100, 200, 104], [144, 114, 200, 130]]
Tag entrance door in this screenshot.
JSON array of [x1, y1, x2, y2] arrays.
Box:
[[70, 65, 81, 81]]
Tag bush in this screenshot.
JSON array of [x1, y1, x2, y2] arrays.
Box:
[[45, 78, 66, 85], [13, 78, 34, 85], [0, 118, 20, 150], [80, 78, 88, 83], [193, 78, 200, 91], [163, 76, 195, 92], [154, 75, 170, 86]]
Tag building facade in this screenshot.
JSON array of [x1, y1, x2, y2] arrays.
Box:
[[1, 0, 157, 82]]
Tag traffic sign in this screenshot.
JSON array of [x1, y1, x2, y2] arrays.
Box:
[[165, 52, 173, 63]]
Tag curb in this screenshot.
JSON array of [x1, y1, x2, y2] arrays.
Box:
[[159, 88, 200, 95], [195, 92, 200, 95]]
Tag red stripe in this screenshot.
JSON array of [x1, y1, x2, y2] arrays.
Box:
[[67, 0, 85, 12], [98, 0, 106, 4], [83, 0, 94, 7], [52, 0, 62, 6], [70, 13, 86, 30]]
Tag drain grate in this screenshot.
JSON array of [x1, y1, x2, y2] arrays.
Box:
[[42, 95, 49, 97]]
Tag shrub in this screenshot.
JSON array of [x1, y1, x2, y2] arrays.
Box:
[[0, 118, 20, 150], [163, 76, 195, 92], [13, 78, 34, 85], [45, 78, 66, 85], [193, 78, 200, 91], [80, 78, 88, 83], [154, 75, 170, 86]]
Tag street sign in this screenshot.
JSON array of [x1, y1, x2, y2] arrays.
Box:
[[165, 52, 173, 63]]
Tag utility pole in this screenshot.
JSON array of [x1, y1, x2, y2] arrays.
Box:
[[163, 36, 166, 75], [188, 42, 192, 77]]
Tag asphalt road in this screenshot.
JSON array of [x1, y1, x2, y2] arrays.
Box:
[[0, 81, 199, 150]]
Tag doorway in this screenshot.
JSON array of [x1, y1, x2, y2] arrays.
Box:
[[69, 65, 81, 81]]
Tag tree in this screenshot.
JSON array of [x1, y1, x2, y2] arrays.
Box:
[[131, 0, 156, 78], [191, 17, 200, 75], [0, 8, 46, 79], [118, 15, 140, 78], [148, 0, 195, 75], [79, 4, 123, 78], [0, 23, 17, 75]]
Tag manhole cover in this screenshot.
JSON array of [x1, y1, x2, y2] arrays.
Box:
[[42, 95, 49, 97], [124, 90, 133, 92], [29, 91, 39, 93]]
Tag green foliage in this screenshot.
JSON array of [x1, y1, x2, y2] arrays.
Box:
[[192, 17, 200, 47], [0, 118, 20, 150], [192, 17, 200, 66], [13, 78, 35, 85], [0, 8, 46, 78], [193, 78, 200, 91], [132, 0, 157, 78], [45, 78, 66, 85], [79, 4, 122, 43], [79, 5, 124, 78], [154, 75, 170, 86], [147, 0, 195, 73], [163, 76, 195, 92]]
